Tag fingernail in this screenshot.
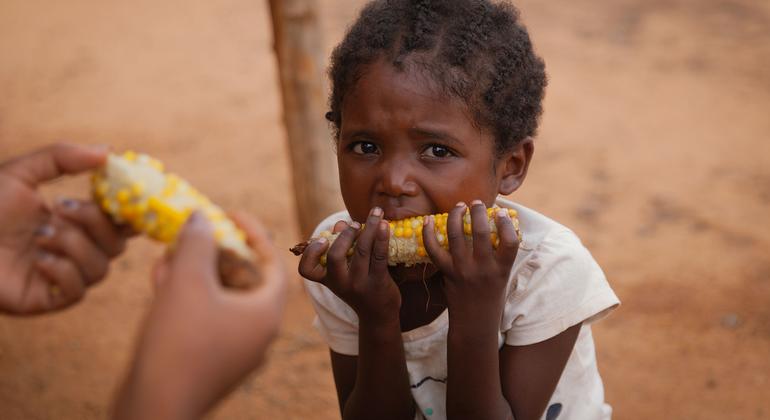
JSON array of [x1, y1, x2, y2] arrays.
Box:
[[317, 237, 328, 245], [350, 221, 361, 230], [37, 250, 55, 262], [456, 202, 466, 208], [371, 207, 383, 217], [57, 197, 79, 210], [471, 199, 484, 206], [35, 224, 55, 238], [497, 209, 509, 218]]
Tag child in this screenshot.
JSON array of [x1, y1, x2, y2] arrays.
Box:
[[298, 1, 620, 419]]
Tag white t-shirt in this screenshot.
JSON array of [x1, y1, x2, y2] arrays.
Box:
[[303, 198, 620, 420]]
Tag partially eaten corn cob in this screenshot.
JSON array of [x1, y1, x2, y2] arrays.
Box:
[[92, 151, 259, 289], [291, 208, 521, 267], [92, 150, 251, 259]]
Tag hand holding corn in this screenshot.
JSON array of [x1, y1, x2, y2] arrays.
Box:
[[291, 208, 521, 267], [92, 151, 258, 289]]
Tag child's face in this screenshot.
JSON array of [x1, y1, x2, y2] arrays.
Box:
[[337, 59, 528, 222]]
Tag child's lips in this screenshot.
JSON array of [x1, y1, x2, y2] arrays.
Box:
[[381, 207, 421, 221]]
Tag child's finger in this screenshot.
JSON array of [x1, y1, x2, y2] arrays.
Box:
[[446, 202, 470, 261], [325, 223, 360, 286], [332, 220, 349, 234], [348, 207, 382, 280], [35, 217, 110, 285], [494, 209, 519, 268], [0, 143, 108, 188], [55, 198, 128, 258], [297, 237, 329, 282], [34, 251, 87, 307], [368, 220, 390, 282], [422, 216, 453, 275], [470, 200, 493, 260]]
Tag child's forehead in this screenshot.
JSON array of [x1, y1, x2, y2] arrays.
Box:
[[344, 58, 473, 119], [351, 58, 445, 98], [345, 74, 462, 123]]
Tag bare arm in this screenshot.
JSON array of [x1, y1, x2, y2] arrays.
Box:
[[499, 323, 582, 420], [330, 320, 415, 420], [446, 319, 581, 420]]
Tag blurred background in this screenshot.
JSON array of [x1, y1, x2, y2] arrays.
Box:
[[1, 0, 768, 418]]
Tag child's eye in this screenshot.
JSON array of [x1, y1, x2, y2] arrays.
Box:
[[351, 141, 379, 155], [422, 144, 454, 159]]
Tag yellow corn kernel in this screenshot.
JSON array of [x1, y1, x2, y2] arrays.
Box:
[[116, 189, 131, 205]]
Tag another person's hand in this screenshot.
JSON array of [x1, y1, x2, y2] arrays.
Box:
[[0, 143, 129, 315], [114, 212, 288, 420]]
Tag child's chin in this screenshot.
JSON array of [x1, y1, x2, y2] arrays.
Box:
[[388, 263, 439, 283]]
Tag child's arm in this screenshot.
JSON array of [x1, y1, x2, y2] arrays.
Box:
[[298, 208, 415, 420], [113, 212, 287, 420], [499, 324, 581, 419], [0, 143, 129, 314], [424, 201, 579, 420]]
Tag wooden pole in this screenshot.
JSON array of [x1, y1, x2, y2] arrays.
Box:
[[268, 0, 342, 238]]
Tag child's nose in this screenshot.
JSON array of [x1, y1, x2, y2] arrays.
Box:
[[378, 159, 418, 197]]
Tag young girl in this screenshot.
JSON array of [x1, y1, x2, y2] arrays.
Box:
[[298, 1, 620, 419]]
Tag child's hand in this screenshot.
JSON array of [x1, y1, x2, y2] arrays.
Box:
[[423, 200, 519, 324], [0, 143, 127, 315], [298, 207, 400, 324], [114, 212, 287, 420]]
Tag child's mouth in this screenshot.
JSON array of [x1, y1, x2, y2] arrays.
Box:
[[381, 206, 422, 221]]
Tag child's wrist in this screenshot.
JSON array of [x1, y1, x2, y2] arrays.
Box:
[[447, 303, 503, 335], [358, 311, 402, 337]]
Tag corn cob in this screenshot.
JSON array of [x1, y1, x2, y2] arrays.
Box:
[[92, 151, 259, 289], [290, 208, 521, 267]]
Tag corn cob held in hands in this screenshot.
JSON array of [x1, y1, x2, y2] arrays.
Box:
[[92, 151, 259, 289], [290, 208, 521, 267]]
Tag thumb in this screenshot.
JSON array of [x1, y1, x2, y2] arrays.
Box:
[[0, 142, 109, 187], [169, 212, 218, 284]]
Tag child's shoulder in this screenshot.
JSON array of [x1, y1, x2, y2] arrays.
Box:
[[496, 197, 586, 256]]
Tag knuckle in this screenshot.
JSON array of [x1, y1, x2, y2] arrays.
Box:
[[372, 250, 388, 263], [354, 243, 369, 259], [447, 230, 464, 241]]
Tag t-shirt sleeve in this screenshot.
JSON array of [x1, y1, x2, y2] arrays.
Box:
[[501, 228, 620, 346], [304, 280, 361, 355]]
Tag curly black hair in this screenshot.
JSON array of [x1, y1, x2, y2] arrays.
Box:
[[326, 0, 547, 154]]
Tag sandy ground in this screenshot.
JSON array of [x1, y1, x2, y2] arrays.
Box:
[[1, 0, 769, 419]]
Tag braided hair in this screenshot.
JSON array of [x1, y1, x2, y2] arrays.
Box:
[[326, 0, 547, 154]]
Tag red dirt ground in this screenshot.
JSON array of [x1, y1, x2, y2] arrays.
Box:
[[1, 0, 769, 418]]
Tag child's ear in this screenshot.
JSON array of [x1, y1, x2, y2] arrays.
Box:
[[497, 138, 534, 195]]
